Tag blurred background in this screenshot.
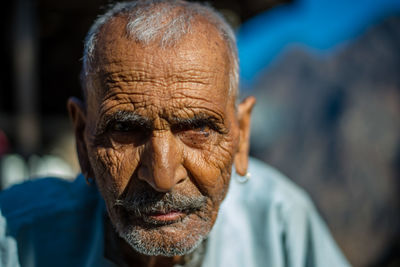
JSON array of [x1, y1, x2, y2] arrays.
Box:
[[0, 0, 399, 266]]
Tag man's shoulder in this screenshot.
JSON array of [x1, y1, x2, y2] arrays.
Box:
[[0, 176, 111, 267], [207, 159, 351, 267], [230, 157, 313, 210], [0, 175, 100, 232]]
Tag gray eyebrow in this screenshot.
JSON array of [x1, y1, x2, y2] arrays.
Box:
[[96, 110, 153, 135], [169, 113, 226, 134]]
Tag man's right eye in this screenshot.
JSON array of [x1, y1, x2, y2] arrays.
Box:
[[106, 122, 150, 145], [112, 122, 136, 132]]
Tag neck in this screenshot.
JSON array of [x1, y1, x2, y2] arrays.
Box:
[[103, 216, 185, 267]]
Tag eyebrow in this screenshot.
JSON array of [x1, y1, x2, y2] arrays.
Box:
[[169, 113, 226, 134], [96, 110, 153, 135]]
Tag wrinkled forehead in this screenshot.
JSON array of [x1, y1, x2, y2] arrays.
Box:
[[85, 14, 232, 101]]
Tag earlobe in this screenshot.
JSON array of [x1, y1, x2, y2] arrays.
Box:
[[234, 96, 256, 176], [67, 97, 94, 179]]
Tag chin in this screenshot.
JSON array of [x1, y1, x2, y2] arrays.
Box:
[[113, 210, 213, 256]]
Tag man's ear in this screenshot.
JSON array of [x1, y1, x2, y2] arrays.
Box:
[[67, 97, 93, 178], [234, 96, 256, 176]]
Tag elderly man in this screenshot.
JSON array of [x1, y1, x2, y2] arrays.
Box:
[[0, 1, 350, 266]]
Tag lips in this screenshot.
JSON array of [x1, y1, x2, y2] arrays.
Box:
[[138, 210, 187, 226], [114, 191, 207, 226], [147, 210, 185, 221]]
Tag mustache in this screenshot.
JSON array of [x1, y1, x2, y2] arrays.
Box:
[[113, 190, 207, 217]]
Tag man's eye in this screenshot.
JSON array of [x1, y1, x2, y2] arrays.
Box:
[[112, 122, 136, 132], [175, 124, 211, 137], [106, 122, 150, 145], [194, 125, 210, 137], [175, 124, 213, 147]]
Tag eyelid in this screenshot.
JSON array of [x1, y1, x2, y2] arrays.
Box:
[[196, 118, 225, 133], [193, 121, 217, 132]]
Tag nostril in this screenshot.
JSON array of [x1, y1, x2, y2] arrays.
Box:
[[175, 165, 187, 185], [137, 165, 149, 182]]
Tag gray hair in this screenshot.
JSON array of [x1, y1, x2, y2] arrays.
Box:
[[82, 0, 239, 98]]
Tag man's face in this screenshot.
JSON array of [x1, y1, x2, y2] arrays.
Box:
[[70, 16, 251, 256]]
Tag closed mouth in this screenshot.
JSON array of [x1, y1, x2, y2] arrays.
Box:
[[139, 210, 188, 226], [114, 193, 207, 227]]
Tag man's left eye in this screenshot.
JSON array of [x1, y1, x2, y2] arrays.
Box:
[[194, 125, 210, 137], [174, 124, 213, 147]]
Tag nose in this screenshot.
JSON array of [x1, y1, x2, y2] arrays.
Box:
[[137, 131, 186, 192]]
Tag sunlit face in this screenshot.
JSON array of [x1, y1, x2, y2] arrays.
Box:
[[76, 16, 242, 256]]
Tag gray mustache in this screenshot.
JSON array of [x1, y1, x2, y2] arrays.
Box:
[[114, 191, 207, 218]]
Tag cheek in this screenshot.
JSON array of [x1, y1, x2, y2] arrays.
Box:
[[89, 142, 141, 196], [183, 133, 236, 202]]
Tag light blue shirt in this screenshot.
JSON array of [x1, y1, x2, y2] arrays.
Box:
[[0, 158, 350, 266]]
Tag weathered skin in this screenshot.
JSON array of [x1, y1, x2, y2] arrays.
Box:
[[68, 14, 255, 267]]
